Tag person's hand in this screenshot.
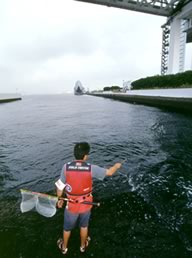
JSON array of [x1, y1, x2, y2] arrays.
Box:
[[115, 163, 122, 169], [57, 199, 64, 208]]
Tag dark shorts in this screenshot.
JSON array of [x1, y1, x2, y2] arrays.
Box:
[[64, 208, 91, 231]]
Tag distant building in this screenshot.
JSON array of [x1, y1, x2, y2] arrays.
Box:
[[74, 81, 85, 95]]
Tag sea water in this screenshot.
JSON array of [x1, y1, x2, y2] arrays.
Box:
[[0, 94, 192, 258]]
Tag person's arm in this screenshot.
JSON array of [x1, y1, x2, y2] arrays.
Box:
[[91, 162, 122, 180], [106, 163, 122, 176], [55, 179, 66, 208], [55, 165, 66, 207], [56, 187, 64, 208], [56, 186, 64, 198]]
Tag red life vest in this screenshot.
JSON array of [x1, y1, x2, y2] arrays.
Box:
[[64, 160, 93, 213]]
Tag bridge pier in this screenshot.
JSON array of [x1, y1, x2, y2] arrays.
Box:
[[167, 18, 186, 74], [164, 1, 192, 75]]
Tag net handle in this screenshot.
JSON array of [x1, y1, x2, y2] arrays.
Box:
[[20, 189, 58, 200], [20, 189, 100, 207]]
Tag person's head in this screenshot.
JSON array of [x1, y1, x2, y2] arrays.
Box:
[[74, 142, 90, 160]]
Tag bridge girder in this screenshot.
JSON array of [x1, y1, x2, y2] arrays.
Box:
[[75, 0, 185, 17]]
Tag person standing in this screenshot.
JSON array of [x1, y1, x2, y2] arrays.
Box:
[[55, 142, 122, 255]]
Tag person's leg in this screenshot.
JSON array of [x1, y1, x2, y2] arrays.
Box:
[[60, 208, 78, 250], [79, 211, 91, 251], [63, 230, 71, 249], [80, 227, 88, 247]]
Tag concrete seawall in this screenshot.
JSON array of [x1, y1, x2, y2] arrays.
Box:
[[89, 92, 192, 113], [0, 94, 22, 103]]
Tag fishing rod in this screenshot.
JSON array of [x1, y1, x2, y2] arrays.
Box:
[[58, 197, 100, 207], [121, 159, 128, 165]]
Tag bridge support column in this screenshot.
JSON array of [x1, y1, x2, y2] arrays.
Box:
[[161, 23, 170, 75], [167, 18, 186, 74]]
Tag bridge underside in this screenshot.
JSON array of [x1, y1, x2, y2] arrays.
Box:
[[76, 0, 192, 74], [75, 0, 181, 17]]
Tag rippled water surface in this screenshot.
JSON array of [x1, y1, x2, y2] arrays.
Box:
[[0, 94, 192, 258]]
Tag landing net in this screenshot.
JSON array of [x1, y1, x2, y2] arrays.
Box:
[[20, 189, 58, 217]]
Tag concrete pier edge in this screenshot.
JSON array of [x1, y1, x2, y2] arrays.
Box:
[[89, 93, 192, 113]]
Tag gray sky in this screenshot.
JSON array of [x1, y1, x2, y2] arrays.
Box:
[[0, 0, 168, 94]]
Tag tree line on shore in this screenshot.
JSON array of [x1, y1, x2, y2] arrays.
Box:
[[131, 70, 192, 90], [102, 71, 192, 92]]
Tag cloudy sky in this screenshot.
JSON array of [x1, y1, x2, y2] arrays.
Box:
[[0, 0, 168, 94]]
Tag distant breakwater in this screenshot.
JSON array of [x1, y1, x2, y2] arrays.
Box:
[[89, 92, 192, 113], [0, 94, 22, 103]]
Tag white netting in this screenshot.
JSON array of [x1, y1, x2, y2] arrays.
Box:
[[36, 196, 57, 217], [20, 190, 58, 218], [20, 191, 37, 213]]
